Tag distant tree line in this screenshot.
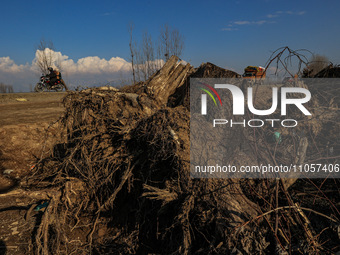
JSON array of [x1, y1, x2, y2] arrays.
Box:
[[128, 23, 185, 83], [0, 83, 14, 93]]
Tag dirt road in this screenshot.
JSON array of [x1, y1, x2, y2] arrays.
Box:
[[0, 92, 66, 126]]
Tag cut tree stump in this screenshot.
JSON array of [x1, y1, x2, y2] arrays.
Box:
[[145, 55, 194, 106]]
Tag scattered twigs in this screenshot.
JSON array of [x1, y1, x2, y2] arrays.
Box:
[[96, 161, 136, 213], [264, 46, 312, 77], [234, 205, 338, 232], [142, 184, 178, 205]]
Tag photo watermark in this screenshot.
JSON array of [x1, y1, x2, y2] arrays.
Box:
[[190, 78, 340, 178]]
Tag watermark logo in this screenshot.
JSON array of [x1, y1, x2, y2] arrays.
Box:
[[191, 78, 340, 179], [201, 84, 311, 116], [199, 82, 222, 115]]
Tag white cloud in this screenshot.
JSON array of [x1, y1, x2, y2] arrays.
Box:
[[221, 27, 238, 31], [0, 57, 33, 73], [223, 19, 270, 32], [234, 21, 250, 25], [274, 10, 306, 16], [254, 20, 267, 25], [0, 49, 135, 91], [32, 48, 131, 74], [65, 56, 131, 74], [232, 20, 269, 26], [267, 14, 278, 18]]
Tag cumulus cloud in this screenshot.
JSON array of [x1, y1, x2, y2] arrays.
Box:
[[33, 48, 131, 74], [61, 56, 131, 74], [0, 57, 33, 73], [0, 49, 134, 92]]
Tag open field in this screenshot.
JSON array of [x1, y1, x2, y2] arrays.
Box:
[[0, 92, 66, 125], [0, 92, 66, 189], [0, 92, 66, 254]]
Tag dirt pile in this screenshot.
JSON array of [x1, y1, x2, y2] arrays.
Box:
[[191, 62, 240, 78], [8, 56, 339, 254], [168, 61, 240, 108], [303, 63, 340, 78], [314, 64, 340, 78]]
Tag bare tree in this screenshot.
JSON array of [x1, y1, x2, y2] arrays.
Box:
[[160, 24, 171, 62], [170, 28, 184, 58], [129, 23, 185, 82], [159, 24, 184, 62], [128, 23, 136, 85], [35, 39, 61, 75], [142, 31, 156, 78], [264, 46, 311, 77], [134, 46, 143, 82]]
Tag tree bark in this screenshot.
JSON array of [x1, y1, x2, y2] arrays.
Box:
[[145, 55, 193, 106]]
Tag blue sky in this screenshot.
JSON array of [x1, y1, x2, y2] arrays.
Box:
[[1, 0, 340, 91]]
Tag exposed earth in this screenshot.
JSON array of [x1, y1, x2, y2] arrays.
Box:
[[0, 92, 66, 254]]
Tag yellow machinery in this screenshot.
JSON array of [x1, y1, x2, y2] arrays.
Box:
[[243, 66, 266, 80]]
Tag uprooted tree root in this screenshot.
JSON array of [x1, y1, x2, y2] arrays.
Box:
[[23, 55, 340, 254]]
